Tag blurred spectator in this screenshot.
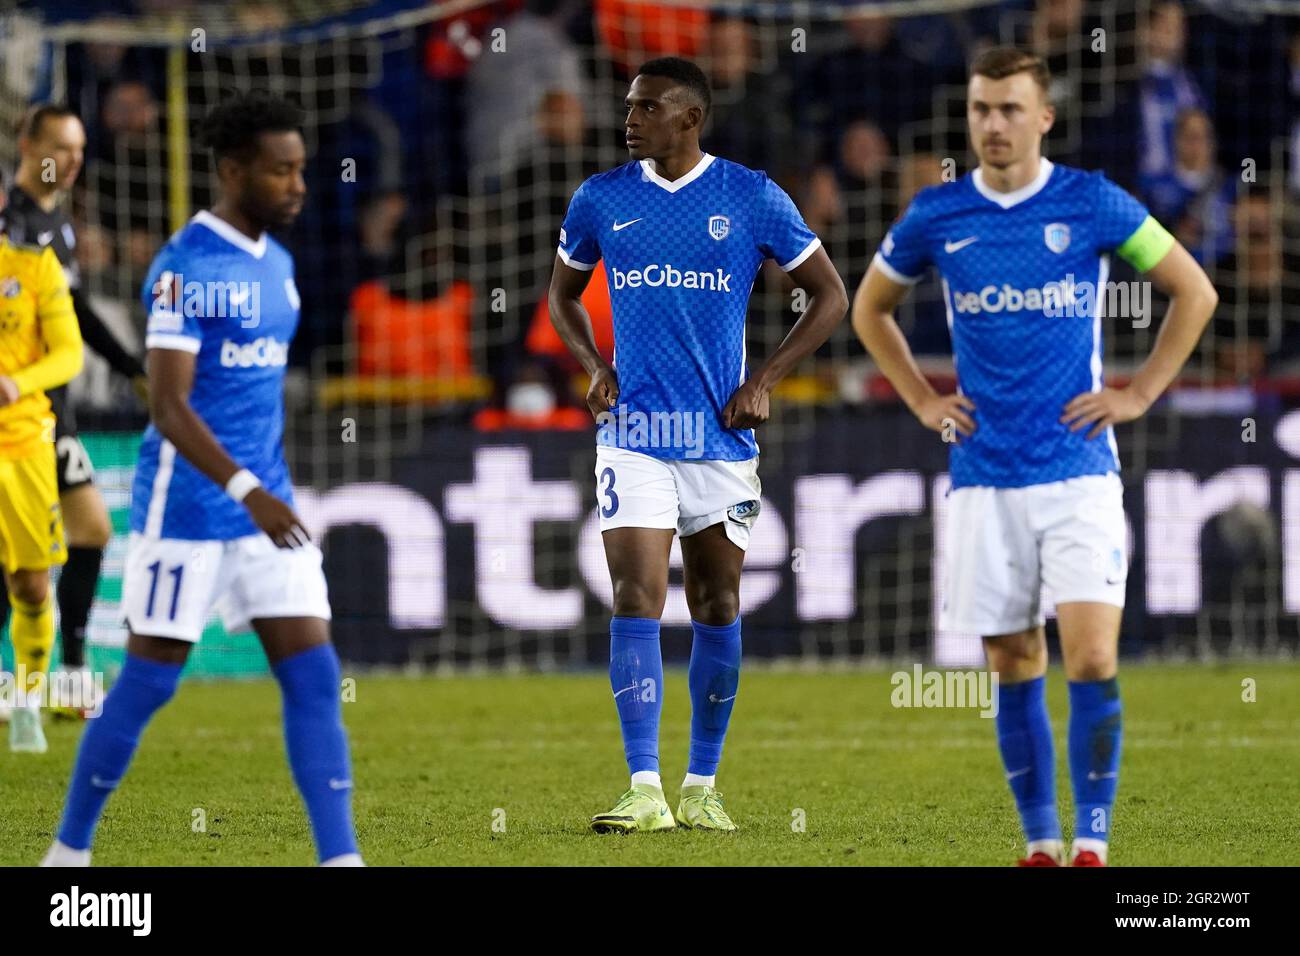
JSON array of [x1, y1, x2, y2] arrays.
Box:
[[898, 152, 946, 208], [350, 277, 475, 379], [595, 0, 709, 77], [1212, 192, 1300, 377], [1140, 108, 1236, 266], [473, 358, 589, 430], [1138, 2, 1206, 183], [823, 121, 895, 283], [466, 0, 589, 184], [798, 14, 934, 162], [91, 79, 165, 275], [704, 17, 804, 179]]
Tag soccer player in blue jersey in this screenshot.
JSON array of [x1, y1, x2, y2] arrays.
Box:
[[41, 92, 362, 866], [852, 48, 1218, 866], [549, 58, 848, 832]]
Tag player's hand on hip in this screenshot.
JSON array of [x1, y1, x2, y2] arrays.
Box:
[[722, 379, 770, 430], [1061, 386, 1149, 439], [0, 375, 19, 408], [244, 488, 311, 549], [586, 364, 620, 422], [916, 393, 976, 439]]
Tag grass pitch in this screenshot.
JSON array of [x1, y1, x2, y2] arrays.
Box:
[[2, 663, 1296, 866]]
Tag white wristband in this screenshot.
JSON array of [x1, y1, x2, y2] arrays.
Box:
[[225, 468, 261, 503]]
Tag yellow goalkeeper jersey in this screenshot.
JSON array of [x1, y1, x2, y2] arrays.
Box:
[[0, 238, 83, 458]]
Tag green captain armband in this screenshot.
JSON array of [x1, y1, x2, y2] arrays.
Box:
[[1116, 215, 1176, 272]]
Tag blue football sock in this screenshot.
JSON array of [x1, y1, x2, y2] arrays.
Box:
[[1068, 677, 1122, 845], [57, 653, 183, 850], [609, 616, 662, 776], [687, 615, 742, 777], [272, 643, 359, 863], [994, 675, 1061, 844]]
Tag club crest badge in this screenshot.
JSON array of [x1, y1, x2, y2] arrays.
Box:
[[1044, 222, 1070, 253]]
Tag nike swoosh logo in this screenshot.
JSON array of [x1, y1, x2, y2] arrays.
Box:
[[708, 694, 737, 703], [612, 685, 636, 699], [328, 778, 353, 790], [1087, 771, 1118, 781], [1006, 767, 1031, 780], [944, 236, 978, 253], [612, 218, 642, 232]]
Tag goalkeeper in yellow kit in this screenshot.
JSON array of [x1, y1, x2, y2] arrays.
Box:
[[0, 184, 83, 753]]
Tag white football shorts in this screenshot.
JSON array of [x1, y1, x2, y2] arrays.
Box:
[[941, 472, 1127, 635], [594, 445, 762, 550], [121, 532, 332, 642]]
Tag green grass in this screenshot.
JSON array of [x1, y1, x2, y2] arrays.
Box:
[[3, 663, 1298, 866]]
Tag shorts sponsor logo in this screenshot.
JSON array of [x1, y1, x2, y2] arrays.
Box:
[[728, 499, 759, 523]]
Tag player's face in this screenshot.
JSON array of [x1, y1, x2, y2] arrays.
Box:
[[238, 130, 307, 229], [623, 74, 700, 160], [23, 115, 86, 191], [967, 73, 1054, 170]]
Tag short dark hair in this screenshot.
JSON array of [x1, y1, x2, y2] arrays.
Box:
[[969, 46, 1051, 98], [18, 103, 78, 141], [635, 56, 711, 118], [199, 90, 304, 163]]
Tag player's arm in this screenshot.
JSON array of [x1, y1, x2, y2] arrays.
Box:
[[0, 249, 83, 407], [1062, 223, 1219, 438], [147, 347, 308, 548], [548, 255, 618, 420], [851, 260, 976, 436], [722, 246, 848, 429], [70, 286, 149, 401]]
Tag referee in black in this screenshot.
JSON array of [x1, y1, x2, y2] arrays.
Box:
[[1, 103, 147, 714]]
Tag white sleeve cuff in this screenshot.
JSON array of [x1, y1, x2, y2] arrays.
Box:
[[871, 251, 922, 286], [779, 236, 822, 272], [557, 245, 597, 271], [145, 333, 202, 354]]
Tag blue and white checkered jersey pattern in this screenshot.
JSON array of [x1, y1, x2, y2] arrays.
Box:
[[558, 153, 821, 461], [132, 210, 300, 540], [875, 159, 1151, 489]]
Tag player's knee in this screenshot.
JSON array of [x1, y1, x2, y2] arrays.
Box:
[[685, 587, 739, 627], [611, 579, 666, 619], [8, 569, 50, 606], [1065, 645, 1117, 682], [983, 629, 1046, 677]]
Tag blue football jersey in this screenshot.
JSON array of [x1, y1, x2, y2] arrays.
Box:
[[876, 159, 1157, 489], [132, 211, 300, 540], [558, 153, 820, 461]]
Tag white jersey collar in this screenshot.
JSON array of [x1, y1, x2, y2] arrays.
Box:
[[192, 209, 268, 258], [972, 157, 1054, 209], [639, 152, 715, 193]]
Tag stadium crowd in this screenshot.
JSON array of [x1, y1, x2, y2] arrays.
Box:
[[21, 0, 1300, 426]]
